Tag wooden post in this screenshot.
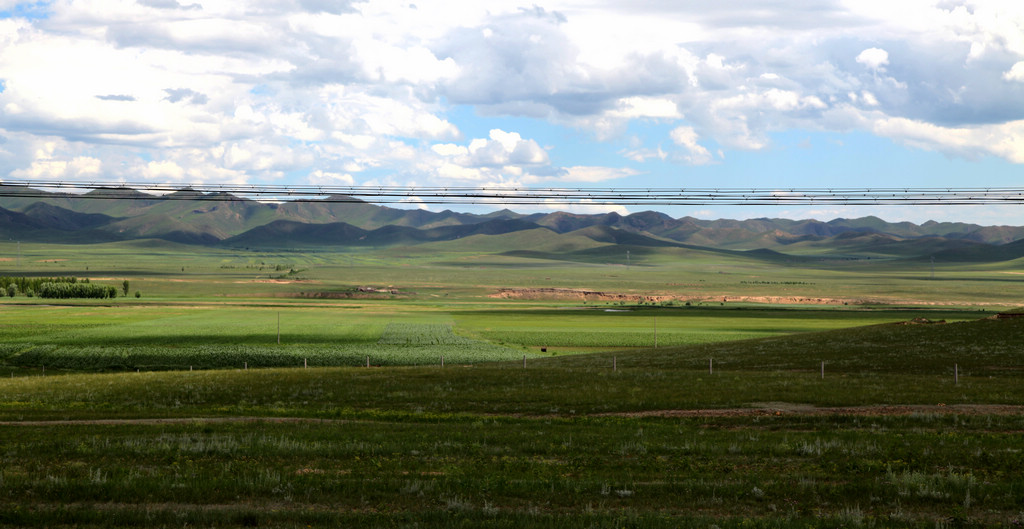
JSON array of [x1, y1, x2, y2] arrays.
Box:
[[366, 356, 370, 368], [523, 355, 527, 369], [709, 358, 713, 375], [821, 361, 824, 379], [613, 356, 617, 371], [955, 363, 959, 385], [441, 355, 444, 368], [304, 358, 307, 369], [244, 362, 247, 370]]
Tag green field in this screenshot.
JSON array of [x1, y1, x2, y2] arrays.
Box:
[[1, 240, 1023, 527], [0, 303, 996, 372]]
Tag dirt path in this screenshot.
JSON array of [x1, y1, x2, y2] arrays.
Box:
[[600, 403, 1024, 418], [0, 417, 336, 427], [1, 404, 1022, 426]]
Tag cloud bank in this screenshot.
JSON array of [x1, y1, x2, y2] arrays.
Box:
[[0, 1, 1022, 203]]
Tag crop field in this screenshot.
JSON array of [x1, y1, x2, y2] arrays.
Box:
[[0, 241, 1022, 527], [453, 307, 988, 352], [0, 307, 537, 370], [4, 239, 1024, 306], [0, 303, 990, 371]]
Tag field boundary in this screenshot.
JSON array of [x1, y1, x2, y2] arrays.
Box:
[[599, 403, 1024, 417], [0, 417, 337, 427], [3, 404, 1024, 426]]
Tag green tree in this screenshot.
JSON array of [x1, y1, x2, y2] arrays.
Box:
[[122, 279, 130, 297], [6, 285, 15, 298]]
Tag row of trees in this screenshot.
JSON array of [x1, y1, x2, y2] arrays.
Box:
[[0, 276, 78, 295], [36, 282, 119, 299], [2, 277, 135, 299]]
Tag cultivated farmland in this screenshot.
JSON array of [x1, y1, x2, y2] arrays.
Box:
[[0, 239, 1022, 528]]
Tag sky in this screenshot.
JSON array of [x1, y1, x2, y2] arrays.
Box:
[[1, 0, 1024, 225]]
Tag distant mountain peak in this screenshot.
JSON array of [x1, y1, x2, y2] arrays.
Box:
[[324, 194, 366, 203], [1, 187, 1023, 260]]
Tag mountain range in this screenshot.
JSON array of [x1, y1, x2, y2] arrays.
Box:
[[2, 185, 1024, 262]]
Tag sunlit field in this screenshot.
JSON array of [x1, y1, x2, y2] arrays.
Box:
[[1, 241, 1022, 527]]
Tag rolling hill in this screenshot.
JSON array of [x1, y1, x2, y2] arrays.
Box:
[[2, 184, 1024, 262]]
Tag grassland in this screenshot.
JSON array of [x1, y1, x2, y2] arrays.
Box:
[[0, 240, 1022, 527], [2, 316, 1023, 527]]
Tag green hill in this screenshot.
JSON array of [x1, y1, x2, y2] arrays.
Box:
[[223, 217, 548, 248], [2, 185, 1024, 260], [417, 227, 601, 254], [564, 224, 680, 247]]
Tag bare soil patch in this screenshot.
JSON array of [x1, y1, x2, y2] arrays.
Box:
[[238, 279, 311, 284], [491, 287, 1010, 307], [290, 287, 414, 299], [491, 287, 877, 305]]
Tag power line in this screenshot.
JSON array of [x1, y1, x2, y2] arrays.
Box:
[[2, 179, 1024, 206]]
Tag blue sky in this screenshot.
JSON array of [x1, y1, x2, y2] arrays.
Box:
[[1, 1, 1024, 224]]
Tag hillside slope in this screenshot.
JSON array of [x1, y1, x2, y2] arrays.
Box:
[[2, 185, 1023, 260]]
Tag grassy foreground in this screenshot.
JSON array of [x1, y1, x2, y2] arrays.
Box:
[[1, 317, 1022, 528]]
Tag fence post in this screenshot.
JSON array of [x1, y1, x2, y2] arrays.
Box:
[[523, 355, 526, 369], [613, 356, 617, 371], [366, 356, 370, 368], [821, 361, 824, 379], [441, 355, 444, 368], [709, 358, 713, 375], [955, 363, 959, 385]]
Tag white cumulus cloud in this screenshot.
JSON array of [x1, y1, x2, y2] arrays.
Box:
[[0, 0, 1023, 204], [669, 126, 714, 165], [1005, 62, 1024, 82], [856, 48, 890, 71]]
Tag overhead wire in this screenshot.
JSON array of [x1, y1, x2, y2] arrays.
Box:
[[1, 179, 1023, 206]]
